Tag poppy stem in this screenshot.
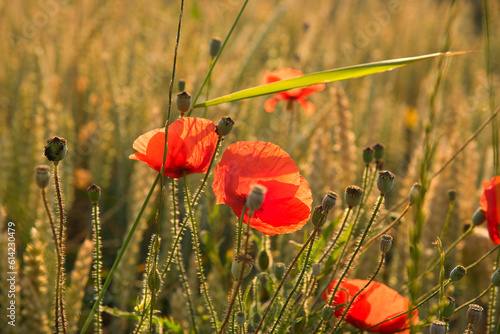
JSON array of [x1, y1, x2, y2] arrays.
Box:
[[236, 205, 247, 255], [91, 203, 103, 333], [192, 136, 223, 206], [254, 214, 326, 334], [319, 207, 352, 263]]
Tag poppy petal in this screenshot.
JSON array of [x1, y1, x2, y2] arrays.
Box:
[[481, 176, 500, 244], [264, 98, 279, 113], [298, 99, 316, 115]]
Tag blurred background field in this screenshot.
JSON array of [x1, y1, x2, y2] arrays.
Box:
[[1, 0, 499, 332]]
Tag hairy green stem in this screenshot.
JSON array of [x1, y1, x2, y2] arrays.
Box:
[[92, 203, 103, 333], [319, 208, 352, 263]]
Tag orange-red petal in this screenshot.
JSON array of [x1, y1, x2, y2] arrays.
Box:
[[481, 176, 500, 244]]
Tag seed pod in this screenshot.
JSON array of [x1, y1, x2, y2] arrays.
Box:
[[429, 320, 446, 334], [344, 186, 363, 208], [377, 170, 395, 195], [362, 146, 375, 165], [450, 265, 466, 282], [44, 136, 67, 164], [236, 311, 246, 326], [216, 116, 234, 136], [472, 208, 486, 226], [322, 191, 339, 213], [87, 184, 101, 205], [466, 304, 483, 326], [380, 234, 393, 254], [176, 91, 191, 115], [231, 253, 254, 279], [34, 165, 51, 189], [409, 183, 422, 204], [246, 184, 267, 214], [209, 37, 222, 58], [372, 143, 385, 160], [321, 305, 334, 321]]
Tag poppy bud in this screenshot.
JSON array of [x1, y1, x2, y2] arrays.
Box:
[[321, 305, 334, 321], [466, 304, 483, 326], [44, 136, 67, 164], [236, 311, 246, 326], [450, 265, 466, 281], [246, 325, 256, 333], [409, 183, 422, 204], [491, 269, 500, 287], [147, 268, 161, 294], [274, 262, 286, 281], [257, 249, 271, 272], [377, 170, 395, 195], [312, 205, 324, 226], [209, 37, 222, 59], [216, 116, 234, 136], [380, 234, 393, 254], [35, 165, 51, 189], [231, 253, 254, 279], [362, 146, 375, 165], [178, 79, 186, 92], [429, 320, 446, 334], [322, 191, 339, 213], [372, 143, 385, 160], [442, 296, 456, 320], [87, 184, 101, 205], [448, 189, 456, 201], [312, 263, 321, 277], [246, 184, 267, 214], [251, 312, 261, 327], [344, 186, 363, 208], [472, 208, 486, 226], [176, 91, 191, 115]]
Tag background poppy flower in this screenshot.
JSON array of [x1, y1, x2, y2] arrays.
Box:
[[212, 141, 312, 235], [480, 176, 500, 244], [130, 117, 218, 178], [260, 67, 326, 115], [322, 279, 418, 333]]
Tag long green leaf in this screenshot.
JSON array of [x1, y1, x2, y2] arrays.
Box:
[[193, 51, 471, 108]]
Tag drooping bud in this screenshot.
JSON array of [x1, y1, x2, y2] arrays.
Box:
[[236, 311, 246, 326], [322, 191, 339, 213], [216, 116, 234, 136], [377, 170, 395, 195], [372, 143, 385, 160], [87, 184, 101, 205], [44, 136, 67, 164], [321, 305, 334, 321], [491, 269, 500, 287], [380, 234, 393, 254], [448, 189, 456, 201], [246, 184, 267, 214], [429, 320, 446, 334], [257, 249, 271, 272], [466, 304, 483, 326], [231, 253, 254, 279], [450, 265, 466, 282], [176, 91, 191, 115], [312, 205, 324, 226], [177, 79, 186, 92], [147, 268, 161, 294], [209, 37, 222, 59], [442, 296, 456, 320], [362, 147, 375, 165], [344, 186, 363, 208], [472, 208, 486, 226], [34, 165, 51, 189], [312, 263, 321, 277], [409, 183, 422, 204], [274, 262, 286, 281]]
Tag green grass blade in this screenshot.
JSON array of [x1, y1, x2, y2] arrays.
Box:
[[193, 51, 471, 109]]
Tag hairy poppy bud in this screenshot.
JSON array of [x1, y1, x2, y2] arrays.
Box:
[[362, 146, 375, 165], [209, 37, 222, 59], [372, 143, 385, 160], [448, 189, 456, 201], [236, 311, 246, 326], [177, 79, 186, 92], [450, 265, 466, 281], [466, 304, 483, 326], [251, 312, 261, 327], [442, 296, 456, 320], [322, 191, 339, 213], [377, 170, 395, 195], [380, 234, 393, 254], [246, 184, 267, 214], [345, 186, 363, 208], [44, 136, 67, 164], [491, 269, 500, 287], [472, 208, 486, 226], [274, 262, 286, 281], [35, 165, 51, 189], [176, 91, 191, 115], [87, 184, 101, 205], [232, 253, 254, 279], [257, 249, 271, 272], [321, 305, 334, 321], [216, 116, 234, 136], [409, 183, 422, 204], [429, 320, 446, 334]]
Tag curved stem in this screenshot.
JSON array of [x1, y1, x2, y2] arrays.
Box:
[[319, 208, 352, 263]]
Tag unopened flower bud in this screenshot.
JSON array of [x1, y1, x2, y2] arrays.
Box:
[[491, 269, 500, 287], [147, 268, 161, 294], [472, 208, 486, 226], [231, 253, 254, 279], [35, 165, 51, 189], [442, 296, 456, 320], [87, 184, 101, 205], [236, 311, 246, 326], [257, 249, 271, 272], [274, 262, 286, 280], [246, 184, 267, 214], [176, 91, 191, 115], [312, 205, 324, 226], [321, 305, 334, 321], [322, 191, 339, 213], [312, 263, 321, 277], [209, 37, 222, 59], [450, 265, 466, 281], [377, 170, 395, 195], [409, 183, 422, 204], [362, 146, 375, 165], [178, 79, 186, 92], [372, 143, 385, 160], [380, 234, 393, 254], [448, 189, 456, 201], [246, 324, 256, 333], [429, 320, 446, 334], [466, 304, 483, 325], [44, 136, 67, 164], [345, 186, 363, 208], [216, 116, 234, 136], [251, 312, 261, 327]]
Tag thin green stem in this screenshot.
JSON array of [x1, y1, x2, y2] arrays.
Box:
[[455, 285, 492, 313], [192, 136, 223, 206], [319, 208, 352, 263], [236, 205, 246, 255]]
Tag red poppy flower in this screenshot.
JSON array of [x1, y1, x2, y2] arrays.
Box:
[[129, 117, 218, 178], [212, 141, 312, 235], [480, 176, 500, 244], [261, 67, 325, 115], [322, 279, 418, 333]]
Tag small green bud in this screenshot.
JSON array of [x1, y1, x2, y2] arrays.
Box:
[[466, 304, 483, 325], [321, 305, 334, 321], [312, 263, 321, 277], [429, 320, 446, 334], [176, 91, 191, 115], [362, 146, 375, 165], [87, 184, 101, 205], [344, 186, 363, 208], [312, 205, 324, 226], [442, 296, 456, 320], [491, 269, 500, 287], [472, 208, 486, 226], [257, 249, 271, 272], [44, 136, 67, 164], [34, 165, 51, 189], [409, 183, 422, 204], [246, 324, 256, 333], [450, 265, 467, 282], [251, 312, 261, 327], [246, 184, 267, 214], [216, 116, 234, 136], [209, 37, 222, 58], [274, 262, 286, 281], [380, 234, 393, 254], [231, 253, 254, 279], [372, 143, 385, 160], [236, 311, 246, 327], [448, 189, 456, 201], [177, 79, 186, 92], [322, 191, 339, 213], [147, 268, 161, 294], [377, 170, 395, 195]]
